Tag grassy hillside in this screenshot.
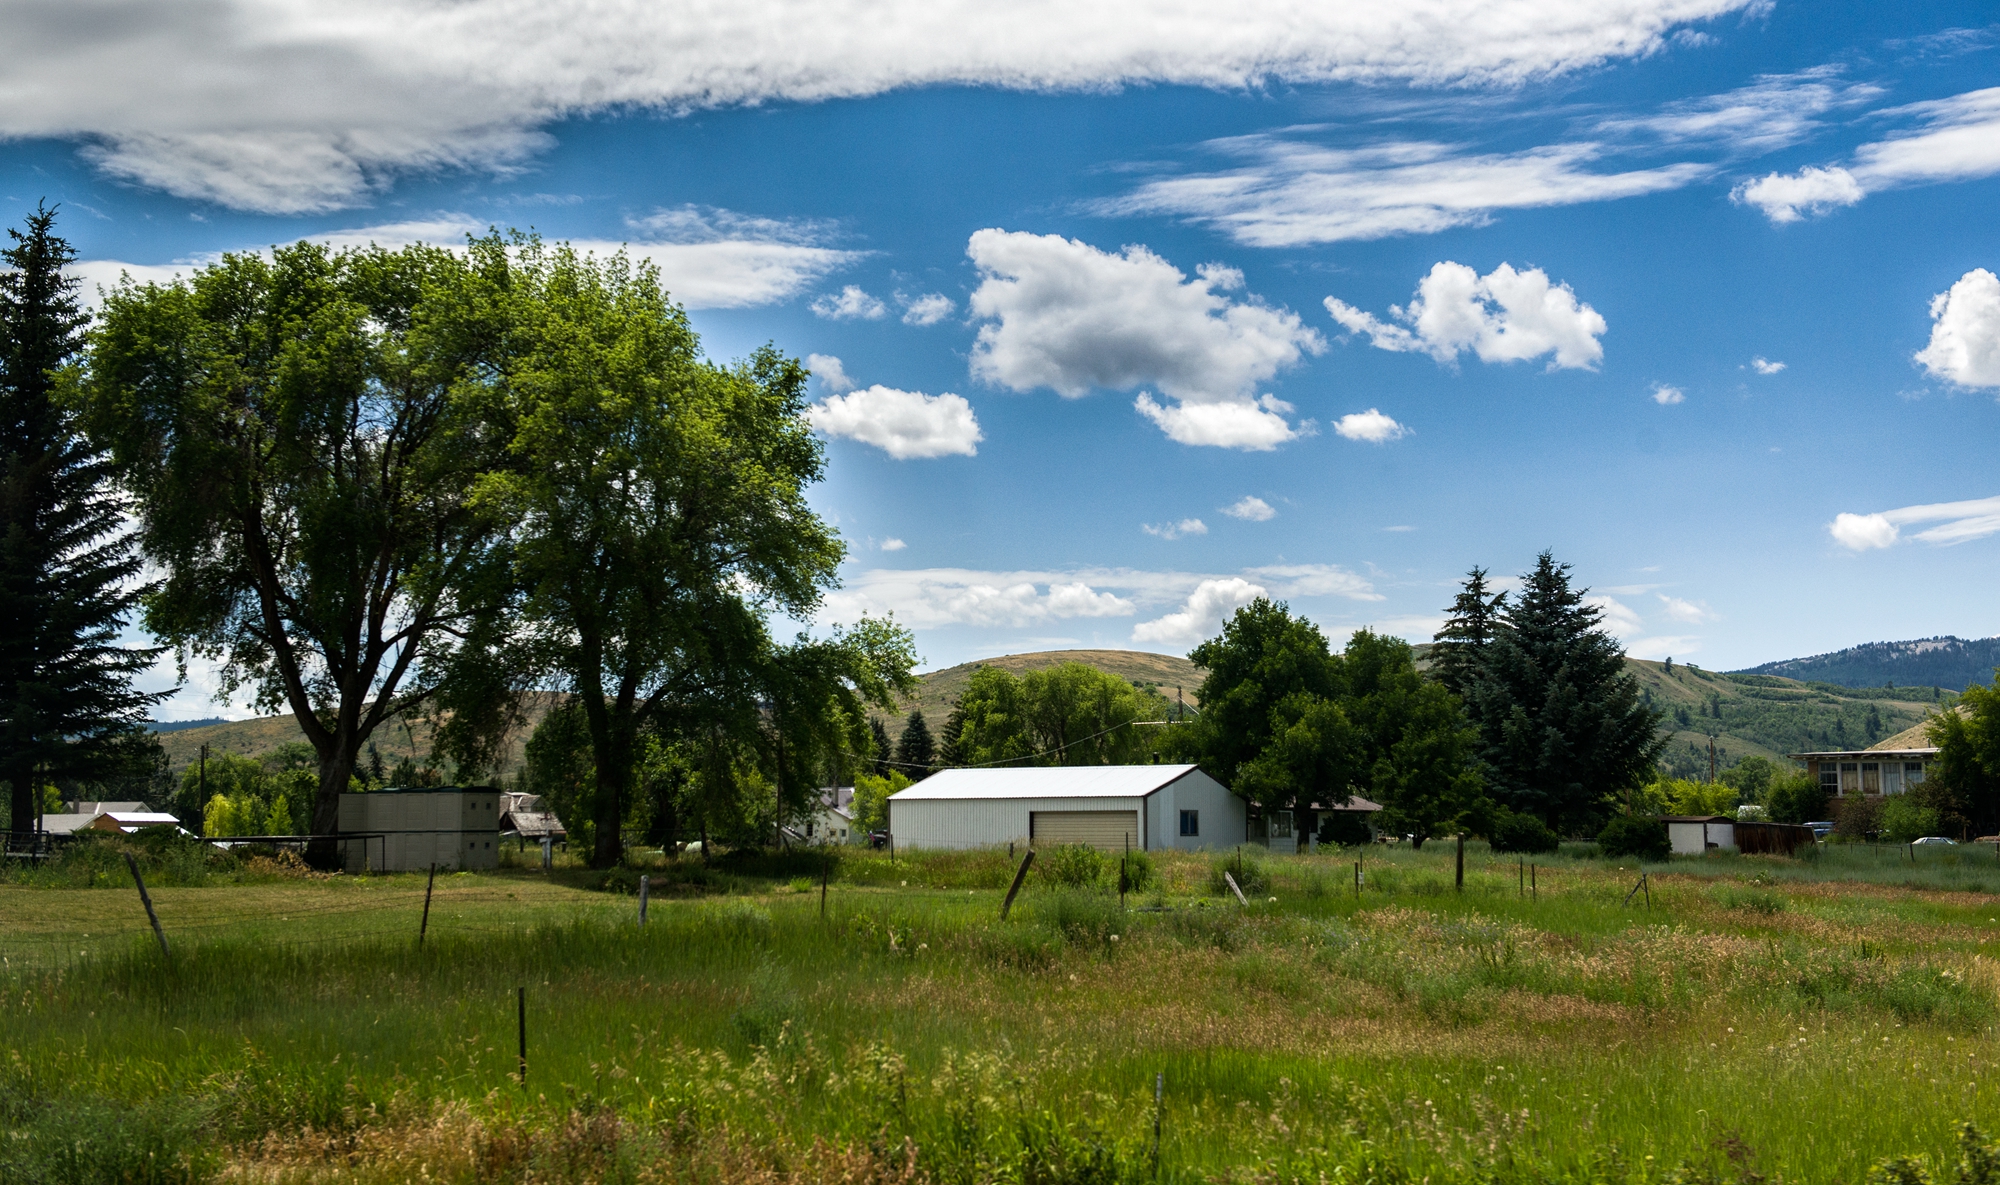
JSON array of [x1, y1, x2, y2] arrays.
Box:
[[152, 693, 561, 780], [1628, 659, 1948, 775], [881, 648, 1205, 730]]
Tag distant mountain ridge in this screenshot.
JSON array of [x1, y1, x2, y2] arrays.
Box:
[[1731, 636, 2000, 692]]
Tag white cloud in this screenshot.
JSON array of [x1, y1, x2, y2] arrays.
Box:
[[968, 229, 1322, 402], [1382, 525, 1416, 532], [1132, 578, 1268, 647], [1751, 356, 1786, 374], [879, 538, 907, 551], [1586, 595, 1643, 638], [1142, 518, 1208, 540], [1730, 165, 1863, 224], [1651, 383, 1685, 405], [900, 292, 957, 326], [1624, 635, 1700, 661], [1326, 261, 1605, 370], [1332, 408, 1409, 443], [1656, 594, 1712, 624], [78, 206, 860, 311], [1600, 67, 1882, 155], [807, 385, 983, 459], [1106, 136, 1708, 247], [822, 562, 1376, 633], [808, 353, 856, 393], [1829, 495, 2000, 551], [9, 1, 1759, 213], [1133, 393, 1308, 451], [1735, 86, 2000, 224], [812, 285, 889, 320], [1222, 496, 1276, 522], [1914, 269, 2000, 389]]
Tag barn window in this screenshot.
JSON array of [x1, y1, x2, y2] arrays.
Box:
[[1180, 810, 1199, 837]]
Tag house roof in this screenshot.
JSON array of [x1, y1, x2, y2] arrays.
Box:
[[37, 812, 101, 835], [892, 764, 1201, 801], [1789, 749, 1939, 759]]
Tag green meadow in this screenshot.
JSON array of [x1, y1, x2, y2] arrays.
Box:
[[9, 840, 2000, 1184]]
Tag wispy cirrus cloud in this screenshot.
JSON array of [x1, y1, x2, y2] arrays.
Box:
[[1736, 86, 2000, 223]]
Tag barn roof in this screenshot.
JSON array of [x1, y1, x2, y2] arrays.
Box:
[[892, 764, 1202, 801]]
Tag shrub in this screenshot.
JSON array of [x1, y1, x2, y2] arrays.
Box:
[[1880, 794, 1942, 844], [1038, 843, 1104, 888], [1114, 848, 1156, 893], [1488, 808, 1560, 854], [1835, 792, 1882, 840], [1207, 848, 1270, 896], [1319, 811, 1373, 848], [1765, 772, 1829, 825], [1597, 815, 1670, 861]]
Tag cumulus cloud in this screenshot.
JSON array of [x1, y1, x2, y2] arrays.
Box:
[[1222, 496, 1276, 521], [7, 1, 1758, 212], [1751, 356, 1786, 374], [812, 285, 889, 320], [1829, 495, 2000, 551], [1132, 578, 1268, 647], [1142, 518, 1208, 540], [900, 292, 957, 326], [807, 385, 984, 459], [1106, 136, 1710, 247], [879, 538, 908, 551], [79, 206, 862, 310], [1326, 261, 1605, 370], [963, 229, 1322, 448], [821, 563, 1376, 634], [1735, 86, 2000, 224], [1730, 165, 1864, 224], [1332, 408, 1409, 443], [808, 353, 857, 393], [1651, 383, 1685, 405], [1914, 269, 2000, 389], [1133, 393, 1308, 451]]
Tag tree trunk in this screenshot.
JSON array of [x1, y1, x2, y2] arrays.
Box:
[[307, 747, 361, 869], [591, 725, 633, 869]]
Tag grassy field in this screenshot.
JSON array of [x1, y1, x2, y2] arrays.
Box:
[[8, 839, 2000, 1184]]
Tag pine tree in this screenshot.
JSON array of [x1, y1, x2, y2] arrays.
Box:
[[896, 710, 935, 779], [1459, 551, 1664, 835], [937, 698, 969, 768], [869, 716, 893, 778], [1430, 566, 1506, 695], [1, 204, 164, 841]]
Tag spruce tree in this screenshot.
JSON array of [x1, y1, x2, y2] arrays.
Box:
[[0, 204, 164, 841], [1459, 551, 1664, 835], [869, 716, 893, 778], [937, 698, 969, 768], [895, 709, 935, 779], [1430, 566, 1506, 695]]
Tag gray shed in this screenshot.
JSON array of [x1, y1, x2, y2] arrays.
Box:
[[337, 787, 501, 872], [888, 764, 1244, 852]]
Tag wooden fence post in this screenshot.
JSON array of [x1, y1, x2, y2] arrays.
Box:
[[638, 874, 650, 925], [1001, 849, 1036, 919], [1223, 870, 1248, 906], [1455, 834, 1464, 892], [419, 862, 436, 947], [517, 987, 527, 1087], [123, 854, 169, 958]]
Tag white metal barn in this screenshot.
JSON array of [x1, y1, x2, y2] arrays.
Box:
[[337, 788, 502, 872], [888, 764, 1244, 853]]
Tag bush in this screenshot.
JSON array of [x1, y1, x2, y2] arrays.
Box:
[[1038, 843, 1105, 888], [1114, 848, 1156, 893], [1318, 810, 1374, 847], [1880, 794, 1942, 844], [1835, 792, 1882, 840], [1488, 808, 1560, 854], [1207, 848, 1270, 896], [1765, 772, 1828, 825], [1597, 815, 1670, 861]]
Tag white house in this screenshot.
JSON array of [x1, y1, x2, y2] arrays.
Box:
[[887, 764, 1244, 853], [803, 786, 860, 845]]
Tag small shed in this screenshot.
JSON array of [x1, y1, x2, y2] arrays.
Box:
[[337, 786, 501, 872], [1663, 815, 1737, 856], [888, 764, 1244, 853], [499, 791, 567, 843]]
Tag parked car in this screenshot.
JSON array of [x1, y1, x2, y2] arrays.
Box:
[[1912, 836, 1957, 845], [1805, 820, 1834, 841]]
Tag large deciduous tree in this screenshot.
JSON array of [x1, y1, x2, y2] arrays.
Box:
[[1, 204, 164, 841], [81, 241, 509, 860], [480, 239, 908, 867], [1339, 629, 1483, 848], [946, 661, 1167, 768], [1452, 552, 1664, 835], [1922, 679, 2000, 838]]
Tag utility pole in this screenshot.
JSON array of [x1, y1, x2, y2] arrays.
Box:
[[1709, 736, 1718, 784]]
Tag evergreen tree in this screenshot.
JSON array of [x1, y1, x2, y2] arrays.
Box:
[[1429, 566, 1506, 695], [1459, 551, 1664, 835], [896, 709, 935, 779], [869, 716, 894, 778], [0, 204, 164, 841], [937, 698, 969, 768]]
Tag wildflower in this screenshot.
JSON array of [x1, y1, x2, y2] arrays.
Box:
[[1110, 934, 1120, 942]]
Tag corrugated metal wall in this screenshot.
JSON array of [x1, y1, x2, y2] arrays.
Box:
[[337, 790, 502, 872], [889, 770, 1247, 852]]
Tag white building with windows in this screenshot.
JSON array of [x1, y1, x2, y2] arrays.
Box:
[[1790, 747, 1936, 798], [887, 764, 1244, 852]]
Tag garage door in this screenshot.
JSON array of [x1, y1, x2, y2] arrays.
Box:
[[1031, 810, 1139, 852]]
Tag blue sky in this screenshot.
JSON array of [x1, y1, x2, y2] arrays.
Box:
[[6, 1, 2000, 719]]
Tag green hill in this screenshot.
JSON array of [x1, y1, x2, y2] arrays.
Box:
[[881, 649, 1205, 732], [150, 693, 561, 780]]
